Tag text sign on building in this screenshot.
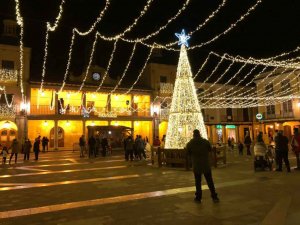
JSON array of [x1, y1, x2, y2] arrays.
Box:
[[256, 113, 263, 120]]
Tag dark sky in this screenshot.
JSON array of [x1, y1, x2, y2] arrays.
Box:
[[0, 0, 300, 85]]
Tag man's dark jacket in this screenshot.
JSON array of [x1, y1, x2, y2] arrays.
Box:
[[186, 137, 212, 173]]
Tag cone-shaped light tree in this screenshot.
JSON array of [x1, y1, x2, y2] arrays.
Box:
[[165, 29, 207, 149]]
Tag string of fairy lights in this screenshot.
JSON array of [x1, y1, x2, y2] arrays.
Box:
[[11, 0, 300, 119]]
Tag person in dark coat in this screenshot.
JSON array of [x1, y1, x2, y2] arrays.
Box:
[[101, 136, 108, 157], [33, 138, 40, 160], [9, 138, 20, 164], [186, 129, 219, 203], [23, 138, 32, 161], [125, 136, 134, 161], [275, 131, 291, 172], [88, 135, 96, 158], [244, 134, 252, 155]]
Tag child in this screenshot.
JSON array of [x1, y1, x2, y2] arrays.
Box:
[[1, 146, 8, 164], [238, 141, 243, 155]]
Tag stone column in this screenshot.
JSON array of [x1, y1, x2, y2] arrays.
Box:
[[54, 120, 58, 150]]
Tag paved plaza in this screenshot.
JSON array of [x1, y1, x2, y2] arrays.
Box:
[[0, 150, 299, 225]]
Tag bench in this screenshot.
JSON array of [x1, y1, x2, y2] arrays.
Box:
[[163, 148, 190, 170]]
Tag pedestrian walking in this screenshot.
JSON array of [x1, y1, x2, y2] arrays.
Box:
[[244, 134, 252, 155], [275, 131, 291, 172], [1, 146, 8, 164], [33, 138, 40, 160], [79, 135, 86, 158], [23, 138, 32, 161], [186, 129, 219, 203], [9, 138, 20, 164], [291, 128, 300, 169]]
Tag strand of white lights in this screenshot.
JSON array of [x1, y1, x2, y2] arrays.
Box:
[[273, 70, 300, 97], [199, 57, 235, 96], [97, 0, 257, 51], [124, 46, 154, 95], [249, 68, 299, 105], [14, 0, 25, 102], [205, 72, 300, 108], [95, 0, 190, 43], [40, 0, 65, 92], [104, 43, 138, 107], [89, 0, 154, 41], [58, 30, 76, 93], [0, 87, 15, 108], [164, 0, 227, 47], [141, 0, 261, 51], [202, 64, 260, 106], [78, 32, 99, 92], [109, 43, 137, 94], [202, 60, 248, 104], [193, 53, 212, 79], [198, 55, 225, 89], [95, 39, 119, 92], [56, 0, 110, 93], [130, 0, 191, 42], [188, 0, 262, 50], [129, 0, 225, 43], [74, 0, 110, 35], [240, 66, 293, 100], [221, 53, 300, 69]]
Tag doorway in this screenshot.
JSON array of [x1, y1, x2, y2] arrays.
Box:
[[50, 126, 65, 147]]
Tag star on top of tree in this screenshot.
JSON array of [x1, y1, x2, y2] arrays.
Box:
[[175, 29, 190, 47]]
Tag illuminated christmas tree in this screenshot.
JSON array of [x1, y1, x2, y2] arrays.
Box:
[[165, 30, 207, 149]]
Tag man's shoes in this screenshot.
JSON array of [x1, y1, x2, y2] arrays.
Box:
[[212, 197, 220, 203], [194, 197, 201, 203]]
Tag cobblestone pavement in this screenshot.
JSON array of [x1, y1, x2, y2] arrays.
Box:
[[0, 150, 299, 225]]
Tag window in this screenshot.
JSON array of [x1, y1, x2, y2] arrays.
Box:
[[2, 60, 14, 70], [265, 84, 273, 96], [281, 80, 292, 95], [283, 100, 293, 113], [266, 105, 275, 115], [160, 75, 167, 83]]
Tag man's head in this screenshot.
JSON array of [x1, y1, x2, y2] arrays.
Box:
[[294, 128, 299, 135], [193, 129, 201, 138]]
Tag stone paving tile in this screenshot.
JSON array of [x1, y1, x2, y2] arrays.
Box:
[[0, 151, 300, 224]]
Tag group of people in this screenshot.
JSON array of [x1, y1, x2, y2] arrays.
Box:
[[0, 135, 47, 164], [79, 134, 110, 158], [123, 135, 151, 161]]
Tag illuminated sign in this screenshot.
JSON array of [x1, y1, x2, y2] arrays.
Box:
[[256, 113, 263, 120]]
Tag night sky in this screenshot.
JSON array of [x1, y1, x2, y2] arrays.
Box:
[[0, 0, 300, 85]]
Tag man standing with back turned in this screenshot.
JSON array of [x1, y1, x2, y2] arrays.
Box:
[[186, 129, 219, 203]]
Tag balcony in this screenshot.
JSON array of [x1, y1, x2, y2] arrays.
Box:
[[0, 104, 16, 118], [0, 69, 18, 83], [30, 105, 55, 115], [29, 105, 151, 117]]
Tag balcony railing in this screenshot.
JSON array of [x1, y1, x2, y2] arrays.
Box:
[[0, 104, 16, 118], [0, 69, 18, 83], [30, 105, 55, 115], [29, 105, 151, 117]]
